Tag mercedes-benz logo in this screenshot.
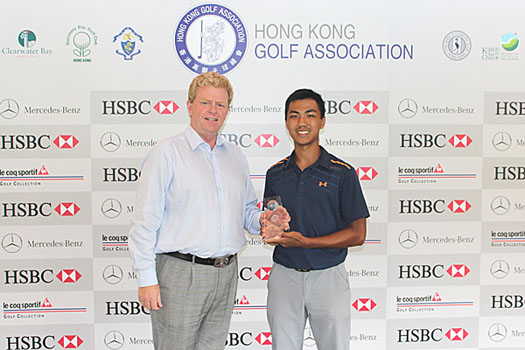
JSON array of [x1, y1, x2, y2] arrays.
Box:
[[303, 326, 316, 347], [490, 196, 510, 216], [104, 330, 125, 349], [1, 233, 23, 253], [100, 132, 121, 152], [488, 323, 507, 342], [492, 132, 512, 152], [490, 260, 510, 279], [102, 265, 124, 285], [399, 229, 418, 249], [0, 99, 20, 119], [398, 98, 418, 119], [101, 198, 123, 219]]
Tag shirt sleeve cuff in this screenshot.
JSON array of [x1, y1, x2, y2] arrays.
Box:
[[136, 268, 158, 287], [247, 212, 263, 235]]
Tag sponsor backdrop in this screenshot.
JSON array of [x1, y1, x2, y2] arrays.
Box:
[[1, 0, 524, 349]]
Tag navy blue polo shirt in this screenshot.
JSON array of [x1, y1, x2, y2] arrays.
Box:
[[263, 147, 370, 270]]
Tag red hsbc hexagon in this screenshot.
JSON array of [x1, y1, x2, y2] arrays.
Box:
[[255, 332, 272, 345], [154, 100, 179, 114], [352, 298, 377, 311], [447, 264, 470, 278], [254, 267, 271, 280], [448, 200, 471, 213], [53, 135, 79, 149], [54, 202, 80, 216], [58, 335, 84, 348], [356, 167, 378, 180], [448, 134, 472, 148], [353, 101, 378, 115], [255, 134, 280, 148], [56, 269, 82, 283], [445, 328, 468, 341]]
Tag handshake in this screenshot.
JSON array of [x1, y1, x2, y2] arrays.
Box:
[[260, 197, 291, 244]]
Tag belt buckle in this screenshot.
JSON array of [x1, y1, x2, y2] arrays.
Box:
[[214, 257, 228, 268]]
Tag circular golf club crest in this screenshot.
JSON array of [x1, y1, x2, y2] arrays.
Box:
[[443, 30, 471, 61], [174, 4, 247, 74]]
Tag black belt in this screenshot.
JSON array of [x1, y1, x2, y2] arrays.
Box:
[[165, 251, 236, 268], [295, 268, 311, 272]]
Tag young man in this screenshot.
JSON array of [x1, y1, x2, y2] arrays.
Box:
[[263, 89, 370, 350], [129, 72, 288, 350]]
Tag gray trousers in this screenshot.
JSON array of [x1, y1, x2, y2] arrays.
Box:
[[151, 253, 238, 350], [267, 262, 351, 350]]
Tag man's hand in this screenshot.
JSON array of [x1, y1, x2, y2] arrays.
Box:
[[260, 206, 290, 240], [138, 284, 163, 311], [263, 230, 309, 248]]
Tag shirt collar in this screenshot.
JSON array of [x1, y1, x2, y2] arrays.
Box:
[[284, 146, 331, 170], [185, 125, 224, 151]]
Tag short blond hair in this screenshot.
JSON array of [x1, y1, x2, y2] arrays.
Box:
[[188, 72, 234, 105]]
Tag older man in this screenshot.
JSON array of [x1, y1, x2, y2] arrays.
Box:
[[129, 72, 288, 350]]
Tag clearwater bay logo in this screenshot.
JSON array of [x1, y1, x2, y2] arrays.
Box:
[[1, 30, 52, 58], [174, 4, 247, 74], [18, 30, 37, 48], [113, 27, 143, 60]]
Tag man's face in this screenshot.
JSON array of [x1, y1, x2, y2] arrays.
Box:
[[187, 86, 229, 144], [285, 98, 325, 147]]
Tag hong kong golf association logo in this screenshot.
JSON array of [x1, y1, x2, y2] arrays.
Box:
[[174, 4, 247, 74]]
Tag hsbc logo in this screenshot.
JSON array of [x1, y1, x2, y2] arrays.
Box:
[[5, 334, 84, 349], [356, 167, 378, 180], [0, 134, 79, 150], [491, 294, 525, 309], [255, 332, 272, 345], [153, 100, 178, 114], [220, 133, 281, 150], [448, 134, 472, 148], [398, 264, 470, 279], [4, 268, 82, 285], [399, 199, 471, 214], [102, 100, 179, 116], [400, 133, 472, 148], [226, 332, 272, 346], [446, 264, 470, 277], [495, 101, 525, 116], [53, 135, 79, 149], [2, 201, 80, 218], [397, 328, 469, 343], [352, 298, 377, 311], [354, 100, 378, 114], [447, 200, 471, 213], [55, 202, 80, 216], [325, 99, 379, 115], [445, 328, 469, 341], [105, 301, 150, 315], [103, 167, 141, 182], [56, 269, 83, 283], [58, 335, 84, 348], [255, 134, 279, 148], [239, 266, 271, 281]]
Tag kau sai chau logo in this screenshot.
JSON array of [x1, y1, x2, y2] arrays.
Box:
[[174, 4, 247, 74], [113, 27, 143, 60]]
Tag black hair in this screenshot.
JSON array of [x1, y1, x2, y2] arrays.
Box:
[[284, 88, 325, 120]]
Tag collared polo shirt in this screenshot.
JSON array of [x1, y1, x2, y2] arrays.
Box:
[[263, 147, 369, 270]]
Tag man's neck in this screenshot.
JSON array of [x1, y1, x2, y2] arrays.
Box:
[[294, 143, 321, 171]]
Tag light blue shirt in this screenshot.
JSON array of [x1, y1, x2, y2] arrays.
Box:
[[129, 126, 262, 287]]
